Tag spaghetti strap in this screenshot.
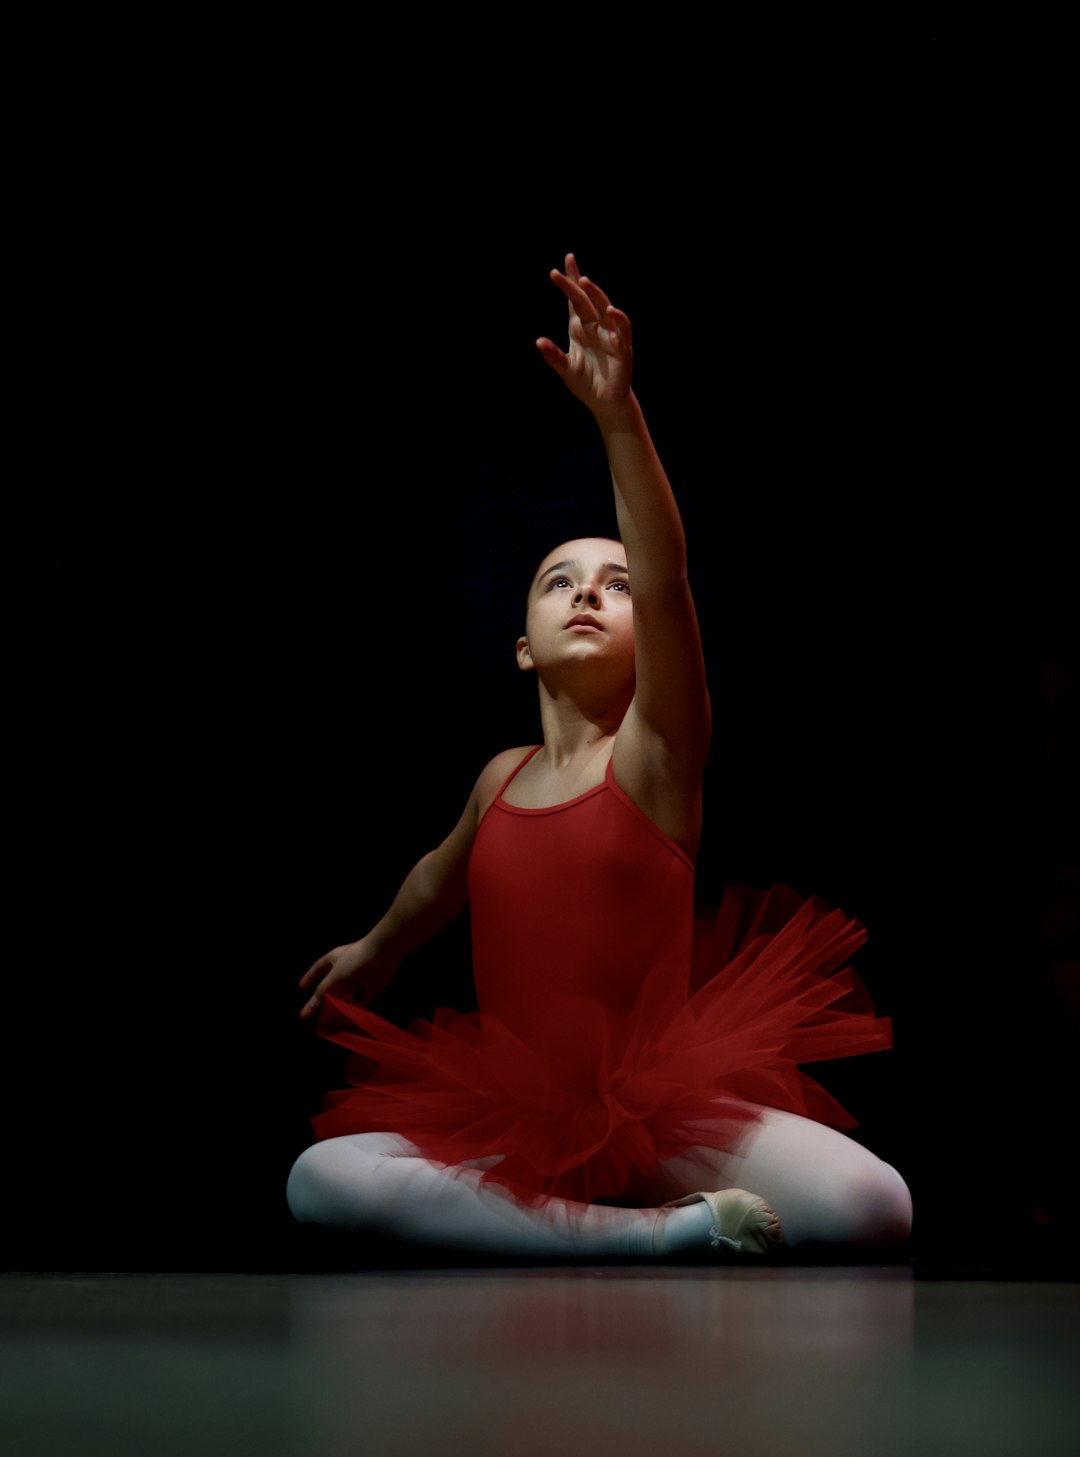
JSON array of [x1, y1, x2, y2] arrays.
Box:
[[493, 745, 542, 803], [603, 752, 694, 872]]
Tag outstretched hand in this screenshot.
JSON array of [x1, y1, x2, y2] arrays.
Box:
[[298, 938, 397, 1020], [536, 253, 633, 416]]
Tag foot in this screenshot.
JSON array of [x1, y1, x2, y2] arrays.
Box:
[[656, 1188, 783, 1255]]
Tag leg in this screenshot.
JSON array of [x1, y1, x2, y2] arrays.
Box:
[[657, 1102, 913, 1249], [286, 1133, 663, 1258]]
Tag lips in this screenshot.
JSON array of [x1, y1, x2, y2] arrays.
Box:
[[566, 614, 603, 631]]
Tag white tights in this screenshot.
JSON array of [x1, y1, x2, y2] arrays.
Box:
[[286, 1102, 913, 1258]]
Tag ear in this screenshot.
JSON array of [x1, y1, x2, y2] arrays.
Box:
[[516, 635, 535, 672]]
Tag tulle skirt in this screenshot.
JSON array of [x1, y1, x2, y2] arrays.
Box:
[[311, 885, 893, 1209]]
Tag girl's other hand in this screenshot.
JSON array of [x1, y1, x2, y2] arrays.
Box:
[[298, 939, 396, 1020], [536, 253, 633, 416]]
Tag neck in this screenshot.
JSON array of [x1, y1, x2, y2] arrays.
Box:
[[535, 679, 633, 765]]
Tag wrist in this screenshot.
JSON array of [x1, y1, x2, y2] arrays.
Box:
[[593, 392, 644, 439], [362, 924, 399, 965]]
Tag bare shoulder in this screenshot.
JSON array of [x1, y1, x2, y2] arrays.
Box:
[[472, 745, 539, 820], [611, 710, 707, 861], [430, 746, 537, 866]]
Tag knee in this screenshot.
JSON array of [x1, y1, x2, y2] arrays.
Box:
[[286, 1140, 368, 1227], [286, 1142, 335, 1224], [844, 1162, 913, 1247]]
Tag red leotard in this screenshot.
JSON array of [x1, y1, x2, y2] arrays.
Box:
[[312, 748, 892, 1208]]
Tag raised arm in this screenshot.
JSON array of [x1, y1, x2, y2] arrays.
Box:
[[537, 256, 711, 774]]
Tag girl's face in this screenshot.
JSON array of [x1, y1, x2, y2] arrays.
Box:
[[517, 538, 635, 681]]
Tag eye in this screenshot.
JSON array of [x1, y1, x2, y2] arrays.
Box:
[[547, 577, 573, 590], [608, 580, 630, 593]]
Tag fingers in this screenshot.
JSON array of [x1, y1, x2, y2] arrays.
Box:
[[299, 977, 377, 1020], [563, 255, 583, 320], [299, 956, 329, 989], [299, 981, 322, 1018], [549, 268, 599, 325], [556, 255, 612, 316], [549, 264, 629, 349], [578, 275, 612, 314], [299, 970, 336, 1020], [604, 305, 633, 349], [535, 336, 569, 377], [565, 308, 629, 362], [299, 948, 336, 1020]]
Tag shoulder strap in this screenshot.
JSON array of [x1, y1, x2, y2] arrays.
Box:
[[494, 744, 543, 801]]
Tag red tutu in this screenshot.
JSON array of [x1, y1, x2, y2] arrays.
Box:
[[312, 749, 891, 1209], [312, 882, 892, 1209]]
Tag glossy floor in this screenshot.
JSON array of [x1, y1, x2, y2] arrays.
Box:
[[2, 1268, 1077, 1456]]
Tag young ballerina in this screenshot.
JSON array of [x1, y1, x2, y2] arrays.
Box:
[[287, 255, 913, 1259]]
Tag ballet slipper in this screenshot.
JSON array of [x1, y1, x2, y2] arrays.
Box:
[[660, 1188, 784, 1254]]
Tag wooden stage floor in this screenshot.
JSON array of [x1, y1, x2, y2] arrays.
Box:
[[2, 1266, 1077, 1456]]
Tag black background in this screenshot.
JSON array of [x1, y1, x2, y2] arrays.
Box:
[[7, 26, 1075, 1274]]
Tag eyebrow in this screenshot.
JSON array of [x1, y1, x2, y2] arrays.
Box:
[[535, 560, 629, 586]]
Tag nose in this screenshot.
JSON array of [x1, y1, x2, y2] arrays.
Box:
[[573, 583, 602, 608]]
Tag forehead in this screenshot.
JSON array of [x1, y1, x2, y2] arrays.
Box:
[[532, 538, 627, 587]]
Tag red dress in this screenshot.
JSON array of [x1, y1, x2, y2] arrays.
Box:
[[312, 747, 893, 1209]]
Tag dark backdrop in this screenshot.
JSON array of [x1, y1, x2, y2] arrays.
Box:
[[8, 30, 1074, 1274]]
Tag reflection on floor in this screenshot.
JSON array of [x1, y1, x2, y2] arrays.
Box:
[[1, 1266, 1077, 1457]]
